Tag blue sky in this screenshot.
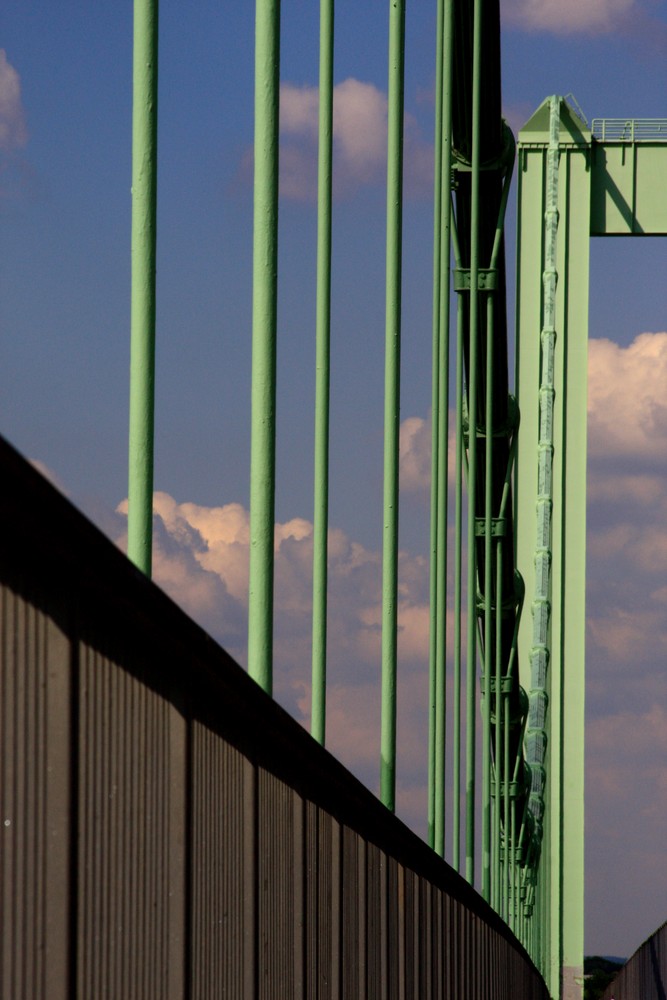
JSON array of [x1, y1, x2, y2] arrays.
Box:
[[1, 0, 666, 959]]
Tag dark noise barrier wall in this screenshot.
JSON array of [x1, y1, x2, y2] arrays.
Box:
[[0, 436, 549, 1000], [601, 921, 667, 1000]]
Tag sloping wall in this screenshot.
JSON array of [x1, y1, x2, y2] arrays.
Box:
[[0, 435, 548, 999], [601, 922, 667, 1000]]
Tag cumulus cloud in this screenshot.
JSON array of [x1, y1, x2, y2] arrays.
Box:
[[0, 51, 27, 152], [588, 333, 667, 459], [577, 331, 667, 952], [400, 415, 432, 492], [0, 50, 31, 207], [503, 0, 636, 33], [279, 78, 433, 200], [116, 489, 431, 686], [114, 489, 437, 815], [583, 328, 667, 951], [399, 411, 460, 494], [585, 702, 667, 951], [585, 334, 667, 661]]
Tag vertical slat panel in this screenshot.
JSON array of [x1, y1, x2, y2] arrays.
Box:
[[0, 593, 50, 1000], [405, 868, 418, 1000], [0, 587, 70, 1000], [306, 802, 319, 998], [341, 827, 363, 999], [77, 645, 172, 999], [258, 768, 295, 999], [305, 805, 341, 1000], [386, 858, 399, 999], [191, 723, 246, 998]]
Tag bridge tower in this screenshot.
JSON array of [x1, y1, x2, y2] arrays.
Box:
[[515, 96, 667, 1000]]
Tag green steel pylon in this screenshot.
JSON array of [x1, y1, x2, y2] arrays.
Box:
[[515, 96, 667, 999]]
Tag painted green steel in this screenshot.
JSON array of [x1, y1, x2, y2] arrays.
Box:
[[127, 0, 159, 576], [481, 290, 494, 903], [380, 0, 406, 813], [427, 0, 445, 854], [452, 297, 464, 872], [428, 0, 455, 858], [464, 0, 483, 886], [524, 95, 560, 915], [247, 0, 281, 694], [434, 0, 454, 859], [590, 135, 667, 235], [516, 96, 591, 999], [591, 117, 667, 141], [310, 0, 334, 747]]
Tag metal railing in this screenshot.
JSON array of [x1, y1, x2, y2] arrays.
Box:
[[592, 118, 667, 141]]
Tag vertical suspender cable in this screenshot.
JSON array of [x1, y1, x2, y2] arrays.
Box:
[[310, 0, 334, 745], [481, 289, 494, 901], [428, 0, 454, 856], [493, 510, 503, 909], [248, 0, 281, 693], [128, 0, 159, 575], [453, 292, 464, 872], [427, 0, 446, 853], [380, 0, 406, 812], [433, 0, 454, 859], [465, 0, 483, 885]]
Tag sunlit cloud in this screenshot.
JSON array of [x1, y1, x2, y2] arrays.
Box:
[[0, 51, 27, 152], [585, 702, 667, 945], [114, 488, 437, 821], [115, 490, 432, 697], [399, 411, 459, 494], [588, 333, 667, 459], [279, 78, 433, 200], [503, 0, 635, 33]]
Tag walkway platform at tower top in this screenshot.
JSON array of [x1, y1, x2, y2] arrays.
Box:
[[519, 99, 667, 235]]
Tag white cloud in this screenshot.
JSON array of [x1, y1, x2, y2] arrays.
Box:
[[114, 489, 442, 825], [399, 411, 459, 494], [0, 51, 27, 152], [400, 415, 431, 492], [585, 702, 667, 953], [588, 333, 667, 459], [502, 0, 636, 33], [279, 78, 433, 200], [115, 489, 432, 696]]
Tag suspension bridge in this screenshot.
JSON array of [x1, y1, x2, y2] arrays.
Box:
[[2, 2, 666, 999]]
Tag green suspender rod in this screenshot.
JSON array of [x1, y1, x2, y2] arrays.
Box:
[[310, 0, 335, 746], [248, 0, 281, 693], [128, 0, 159, 575], [428, 0, 454, 858], [380, 0, 406, 812], [464, 0, 483, 886]]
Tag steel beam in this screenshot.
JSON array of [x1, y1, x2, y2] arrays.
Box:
[[515, 97, 589, 1000]]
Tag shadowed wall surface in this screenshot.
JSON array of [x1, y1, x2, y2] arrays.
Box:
[[601, 922, 666, 1000], [0, 435, 548, 999]]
